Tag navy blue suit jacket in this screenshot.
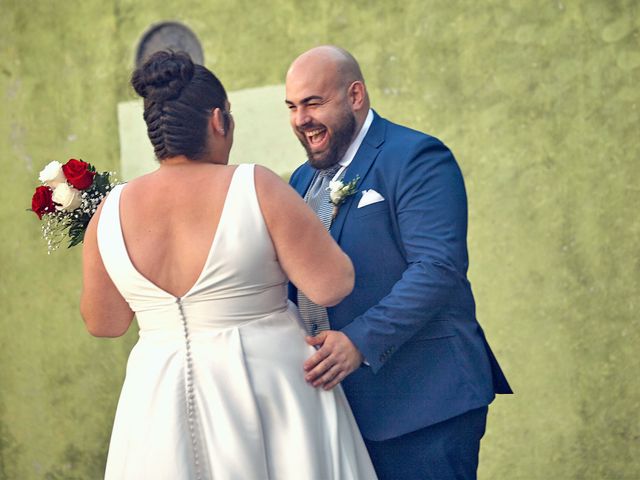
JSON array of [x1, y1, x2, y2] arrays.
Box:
[[289, 111, 511, 441]]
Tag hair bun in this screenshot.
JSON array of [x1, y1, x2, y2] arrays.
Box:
[[131, 50, 195, 102]]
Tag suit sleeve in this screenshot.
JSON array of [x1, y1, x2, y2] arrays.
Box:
[[341, 137, 471, 373]]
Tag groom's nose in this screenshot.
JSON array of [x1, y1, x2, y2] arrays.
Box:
[[293, 107, 311, 128]]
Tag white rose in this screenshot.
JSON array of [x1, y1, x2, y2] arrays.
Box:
[[39, 161, 66, 188], [52, 183, 82, 212], [328, 180, 344, 204]]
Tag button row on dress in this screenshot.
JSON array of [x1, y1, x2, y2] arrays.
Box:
[[177, 298, 204, 480]]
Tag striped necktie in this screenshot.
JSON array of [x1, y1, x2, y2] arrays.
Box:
[[297, 164, 342, 335]]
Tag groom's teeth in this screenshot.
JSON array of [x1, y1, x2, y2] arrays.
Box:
[[305, 128, 326, 145]]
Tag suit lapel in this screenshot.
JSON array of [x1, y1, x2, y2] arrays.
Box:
[[292, 164, 316, 198], [330, 112, 386, 243]]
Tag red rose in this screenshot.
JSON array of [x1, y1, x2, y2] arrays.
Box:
[[31, 186, 55, 219], [62, 158, 95, 190]]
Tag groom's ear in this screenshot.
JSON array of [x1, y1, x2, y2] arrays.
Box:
[[347, 81, 366, 111], [211, 108, 226, 136]]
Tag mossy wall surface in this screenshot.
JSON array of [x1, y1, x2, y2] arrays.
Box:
[[1, 1, 638, 478]]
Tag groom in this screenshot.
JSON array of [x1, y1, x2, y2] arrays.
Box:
[[286, 46, 512, 479]]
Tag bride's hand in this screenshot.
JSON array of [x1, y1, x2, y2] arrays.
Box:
[[303, 331, 364, 390]]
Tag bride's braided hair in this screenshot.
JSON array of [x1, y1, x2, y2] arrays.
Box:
[[131, 50, 228, 161]]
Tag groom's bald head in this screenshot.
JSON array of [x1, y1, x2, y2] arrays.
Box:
[[287, 45, 366, 92]]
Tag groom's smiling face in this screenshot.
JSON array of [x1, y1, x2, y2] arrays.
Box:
[[285, 60, 356, 170]]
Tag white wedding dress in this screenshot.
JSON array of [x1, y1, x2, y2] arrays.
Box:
[[97, 164, 377, 480]]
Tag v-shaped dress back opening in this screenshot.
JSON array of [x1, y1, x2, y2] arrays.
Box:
[[108, 165, 240, 300]]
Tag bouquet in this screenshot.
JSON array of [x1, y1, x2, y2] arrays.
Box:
[[30, 158, 118, 253]]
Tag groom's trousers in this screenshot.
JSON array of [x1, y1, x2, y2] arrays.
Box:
[[363, 406, 488, 480]]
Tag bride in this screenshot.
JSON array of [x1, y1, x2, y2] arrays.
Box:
[[80, 50, 377, 479]]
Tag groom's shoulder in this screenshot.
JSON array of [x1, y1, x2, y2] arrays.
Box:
[[375, 115, 450, 161], [375, 113, 445, 150], [288, 162, 310, 187]]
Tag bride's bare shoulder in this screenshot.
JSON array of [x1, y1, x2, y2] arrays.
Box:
[[253, 164, 309, 225], [253, 164, 292, 194]]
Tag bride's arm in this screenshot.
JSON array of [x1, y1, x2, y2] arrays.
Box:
[[254, 165, 354, 307], [80, 202, 135, 337]]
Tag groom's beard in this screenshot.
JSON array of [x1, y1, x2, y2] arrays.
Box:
[[298, 110, 356, 170]]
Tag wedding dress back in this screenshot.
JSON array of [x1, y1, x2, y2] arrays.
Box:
[[97, 164, 376, 480]]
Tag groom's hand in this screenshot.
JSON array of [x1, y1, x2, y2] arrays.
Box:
[[303, 331, 364, 390]]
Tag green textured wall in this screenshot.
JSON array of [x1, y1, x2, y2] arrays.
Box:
[[2, 1, 639, 478]]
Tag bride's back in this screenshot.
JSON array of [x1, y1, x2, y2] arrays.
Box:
[[119, 163, 236, 298], [113, 51, 237, 298]]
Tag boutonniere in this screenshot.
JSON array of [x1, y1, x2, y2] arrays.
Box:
[[328, 175, 360, 220]]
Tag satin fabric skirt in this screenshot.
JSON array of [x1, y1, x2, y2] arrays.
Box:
[[104, 303, 377, 480]]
